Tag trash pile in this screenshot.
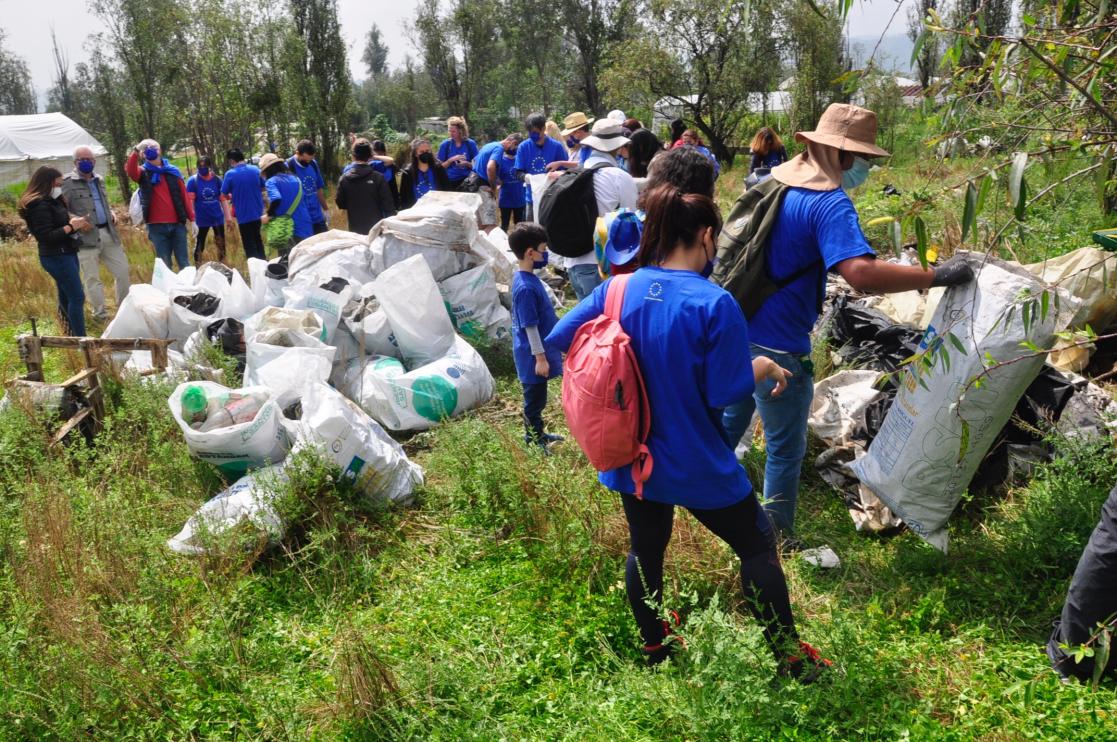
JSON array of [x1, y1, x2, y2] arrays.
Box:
[[107, 193, 515, 555], [811, 251, 1117, 552]]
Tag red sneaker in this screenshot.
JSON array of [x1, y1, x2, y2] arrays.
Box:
[[642, 610, 686, 666]]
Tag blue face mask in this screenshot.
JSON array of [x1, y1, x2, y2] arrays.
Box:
[[143, 147, 160, 161], [77, 160, 95, 174], [842, 156, 871, 191], [532, 251, 549, 270], [198, 166, 210, 177], [529, 131, 542, 144], [566, 136, 578, 149], [700, 257, 716, 279]]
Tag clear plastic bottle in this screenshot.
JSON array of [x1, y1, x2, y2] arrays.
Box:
[[181, 385, 208, 427], [197, 392, 267, 432]]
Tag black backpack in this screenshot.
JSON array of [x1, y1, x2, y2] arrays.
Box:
[[537, 164, 609, 258], [712, 177, 821, 318]]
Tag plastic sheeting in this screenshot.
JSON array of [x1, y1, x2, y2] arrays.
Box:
[[0, 113, 108, 187]]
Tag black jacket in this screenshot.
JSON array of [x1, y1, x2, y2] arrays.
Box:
[[336, 163, 397, 235], [398, 163, 450, 210], [24, 197, 80, 257]]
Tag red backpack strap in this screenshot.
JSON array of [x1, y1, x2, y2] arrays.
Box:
[[604, 274, 631, 322]]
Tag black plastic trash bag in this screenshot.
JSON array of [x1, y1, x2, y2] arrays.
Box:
[[173, 292, 220, 317], [827, 296, 924, 373], [265, 255, 289, 281], [1047, 482, 1117, 683], [204, 317, 247, 374], [319, 276, 350, 294]]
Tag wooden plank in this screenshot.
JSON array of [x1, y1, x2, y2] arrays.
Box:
[[17, 335, 44, 382], [59, 368, 99, 388], [50, 408, 92, 446], [79, 340, 105, 435], [38, 336, 85, 349]]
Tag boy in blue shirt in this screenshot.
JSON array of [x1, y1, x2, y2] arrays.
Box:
[[509, 223, 564, 449], [497, 140, 526, 231]]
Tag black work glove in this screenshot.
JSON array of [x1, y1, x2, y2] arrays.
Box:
[[930, 256, 975, 288]]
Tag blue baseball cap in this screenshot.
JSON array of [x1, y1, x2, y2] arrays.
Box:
[[606, 210, 643, 266]]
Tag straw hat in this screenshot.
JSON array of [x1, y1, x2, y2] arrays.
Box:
[[795, 103, 889, 157], [561, 111, 595, 136], [582, 119, 631, 153], [258, 152, 283, 172]]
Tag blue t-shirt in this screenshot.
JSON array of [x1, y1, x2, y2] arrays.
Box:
[[287, 157, 326, 224], [221, 163, 265, 224], [438, 138, 479, 183], [473, 142, 502, 184], [265, 173, 313, 239], [511, 270, 563, 384], [496, 154, 525, 208], [371, 159, 395, 183], [578, 146, 591, 166], [411, 167, 437, 202], [186, 174, 225, 228], [515, 136, 567, 203], [749, 187, 875, 354], [695, 145, 720, 177], [547, 268, 756, 508]]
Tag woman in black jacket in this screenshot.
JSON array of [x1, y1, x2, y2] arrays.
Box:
[[398, 138, 450, 210], [19, 166, 90, 336]]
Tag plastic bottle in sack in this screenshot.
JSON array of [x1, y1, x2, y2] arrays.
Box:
[[181, 385, 209, 426], [197, 392, 268, 432]]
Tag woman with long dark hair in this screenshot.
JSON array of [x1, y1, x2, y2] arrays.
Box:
[[546, 185, 831, 681], [626, 128, 663, 179], [18, 166, 89, 336], [399, 138, 449, 210]]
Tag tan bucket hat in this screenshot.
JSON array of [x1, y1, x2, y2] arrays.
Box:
[[258, 152, 283, 172], [561, 111, 595, 136], [582, 119, 631, 153], [795, 103, 890, 158]]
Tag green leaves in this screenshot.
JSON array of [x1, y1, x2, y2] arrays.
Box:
[[914, 216, 929, 269], [961, 181, 978, 243], [1009, 151, 1029, 221]]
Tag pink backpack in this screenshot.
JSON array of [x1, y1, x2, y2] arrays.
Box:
[[561, 274, 654, 497]]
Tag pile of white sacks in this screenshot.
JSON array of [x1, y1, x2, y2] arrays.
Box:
[[104, 194, 521, 554]]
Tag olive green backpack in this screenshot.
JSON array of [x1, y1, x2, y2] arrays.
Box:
[[264, 180, 304, 255], [711, 177, 821, 318]]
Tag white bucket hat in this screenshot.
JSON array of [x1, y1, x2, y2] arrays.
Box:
[[582, 119, 631, 153]]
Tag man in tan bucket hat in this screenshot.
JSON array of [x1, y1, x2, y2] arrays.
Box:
[[718, 103, 975, 551]]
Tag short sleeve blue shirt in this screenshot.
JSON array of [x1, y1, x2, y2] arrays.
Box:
[[749, 187, 875, 354], [473, 142, 502, 184], [546, 268, 757, 508], [186, 174, 225, 228], [287, 157, 326, 224], [221, 163, 265, 224], [266, 173, 313, 239], [438, 138, 479, 183], [496, 154, 525, 208], [511, 270, 563, 384], [515, 136, 567, 204]]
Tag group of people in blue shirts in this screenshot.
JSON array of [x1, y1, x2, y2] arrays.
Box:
[[502, 103, 977, 681]]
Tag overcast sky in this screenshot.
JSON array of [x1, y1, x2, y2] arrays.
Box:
[[5, 0, 913, 104]]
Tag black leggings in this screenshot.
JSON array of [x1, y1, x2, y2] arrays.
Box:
[[500, 206, 525, 232], [195, 224, 226, 264], [621, 492, 798, 657]]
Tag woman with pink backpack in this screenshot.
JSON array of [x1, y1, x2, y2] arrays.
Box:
[[546, 185, 831, 681]]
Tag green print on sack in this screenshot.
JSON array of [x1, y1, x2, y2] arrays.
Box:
[[412, 375, 459, 422]]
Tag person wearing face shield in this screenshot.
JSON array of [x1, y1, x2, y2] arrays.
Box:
[[61, 145, 132, 322], [717, 103, 976, 549]]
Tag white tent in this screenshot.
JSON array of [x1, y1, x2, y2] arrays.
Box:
[[0, 113, 108, 187]]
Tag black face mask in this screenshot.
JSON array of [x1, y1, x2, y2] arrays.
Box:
[[504, 148, 517, 156], [418, 152, 434, 165]]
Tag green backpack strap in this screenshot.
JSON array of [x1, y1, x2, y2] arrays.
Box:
[[285, 178, 303, 216]]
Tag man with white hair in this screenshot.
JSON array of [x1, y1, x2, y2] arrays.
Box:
[[126, 138, 194, 270], [61, 145, 131, 321]]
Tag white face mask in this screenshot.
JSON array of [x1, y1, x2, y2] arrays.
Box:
[[50, 186, 63, 200]]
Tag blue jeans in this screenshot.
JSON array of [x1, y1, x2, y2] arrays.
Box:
[[39, 252, 86, 336], [522, 381, 548, 445], [147, 223, 189, 271], [568, 263, 603, 301], [722, 344, 814, 535]]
